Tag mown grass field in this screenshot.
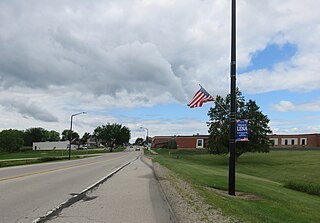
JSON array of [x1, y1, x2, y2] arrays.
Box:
[[0, 147, 126, 167], [150, 149, 320, 223]]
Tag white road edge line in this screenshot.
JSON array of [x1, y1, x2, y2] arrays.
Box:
[[32, 155, 140, 223]]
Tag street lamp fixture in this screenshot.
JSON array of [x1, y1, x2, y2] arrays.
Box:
[[68, 112, 86, 160]]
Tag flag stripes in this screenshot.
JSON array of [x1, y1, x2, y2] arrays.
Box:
[[187, 86, 214, 108]]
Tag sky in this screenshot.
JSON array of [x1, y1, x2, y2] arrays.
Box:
[[0, 0, 319, 142]]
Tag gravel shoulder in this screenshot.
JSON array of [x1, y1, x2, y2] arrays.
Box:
[[151, 159, 238, 223]]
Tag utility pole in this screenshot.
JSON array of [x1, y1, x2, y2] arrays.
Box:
[[228, 0, 237, 196]]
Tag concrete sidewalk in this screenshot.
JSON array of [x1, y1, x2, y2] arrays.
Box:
[[47, 156, 175, 223]]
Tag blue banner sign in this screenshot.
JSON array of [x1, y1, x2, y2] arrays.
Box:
[[236, 119, 249, 142]]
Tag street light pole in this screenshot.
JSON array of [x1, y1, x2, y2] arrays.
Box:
[[140, 127, 149, 145], [228, 0, 237, 196], [68, 112, 86, 160]]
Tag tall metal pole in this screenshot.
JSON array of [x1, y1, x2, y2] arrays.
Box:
[[228, 0, 237, 196], [68, 115, 74, 160], [146, 128, 149, 144], [68, 112, 86, 160], [140, 127, 148, 145]]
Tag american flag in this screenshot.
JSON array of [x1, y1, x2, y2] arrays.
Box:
[[187, 86, 214, 108]]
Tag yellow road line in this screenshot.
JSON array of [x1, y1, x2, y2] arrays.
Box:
[[0, 154, 127, 182]]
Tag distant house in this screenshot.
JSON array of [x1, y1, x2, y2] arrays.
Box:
[[85, 136, 102, 147], [152, 134, 209, 149], [269, 134, 320, 148], [33, 141, 77, 150]]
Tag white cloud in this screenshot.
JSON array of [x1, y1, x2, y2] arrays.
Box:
[[272, 100, 320, 112], [0, 0, 319, 135], [237, 0, 320, 93], [269, 118, 320, 134], [128, 117, 209, 143], [272, 101, 295, 112]]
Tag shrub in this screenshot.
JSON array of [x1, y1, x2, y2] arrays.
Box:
[[284, 181, 320, 196], [19, 146, 33, 152], [167, 140, 177, 149]]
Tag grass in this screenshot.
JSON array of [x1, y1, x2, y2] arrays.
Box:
[[284, 181, 320, 196], [0, 147, 126, 168], [150, 149, 320, 223]]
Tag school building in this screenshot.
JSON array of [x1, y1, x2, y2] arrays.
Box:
[[268, 133, 320, 148], [152, 133, 320, 150]]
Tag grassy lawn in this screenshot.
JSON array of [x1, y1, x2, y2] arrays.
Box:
[[151, 149, 320, 223], [0, 147, 126, 167]]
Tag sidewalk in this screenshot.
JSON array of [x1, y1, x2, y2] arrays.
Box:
[[47, 156, 175, 223]]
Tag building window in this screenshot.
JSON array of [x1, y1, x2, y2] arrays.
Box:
[[291, 139, 295, 145], [269, 138, 278, 146], [284, 139, 288, 145], [300, 138, 307, 145], [196, 139, 204, 149]]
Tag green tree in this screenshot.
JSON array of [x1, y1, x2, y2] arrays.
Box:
[[80, 132, 91, 145], [145, 136, 152, 144], [94, 123, 131, 151], [167, 140, 177, 149], [134, 137, 144, 145], [0, 129, 24, 152], [45, 130, 60, 141], [207, 90, 272, 159], [23, 127, 47, 146], [61, 129, 79, 142]]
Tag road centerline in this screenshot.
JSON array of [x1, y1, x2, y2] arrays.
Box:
[[0, 154, 128, 182]]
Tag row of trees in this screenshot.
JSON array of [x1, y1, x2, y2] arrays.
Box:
[[134, 136, 152, 146], [0, 128, 64, 152], [0, 123, 131, 153]]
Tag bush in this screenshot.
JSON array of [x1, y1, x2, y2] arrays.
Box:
[[167, 140, 177, 149], [19, 146, 33, 152], [38, 156, 66, 162], [284, 181, 320, 196]]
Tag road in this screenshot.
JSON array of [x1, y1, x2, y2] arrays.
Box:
[[0, 147, 172, 223]]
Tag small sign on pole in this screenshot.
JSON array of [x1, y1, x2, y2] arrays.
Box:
[[236, 119, 249, 142]]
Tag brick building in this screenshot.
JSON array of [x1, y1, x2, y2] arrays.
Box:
[[152, 133, 320, 150], [152, 135, 209, 149], [269, 134, 320, 148]]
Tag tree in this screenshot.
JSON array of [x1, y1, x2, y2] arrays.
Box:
[[207, 90, 272, 159], [145, 136, 152, 144], [134, 137, 144, 146], [94, 123, 131, 150], [45, 130, 60, 141], [80, 132, 91, 145], [167, 140, 177, 149], [61, 129, 79, 142], [0, 129, 24, 152], [23, 127, 47, 146]]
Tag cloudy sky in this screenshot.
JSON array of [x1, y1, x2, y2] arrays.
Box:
[[0, 0, 319, 142]]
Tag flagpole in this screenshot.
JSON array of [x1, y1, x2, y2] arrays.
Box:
[[199, 84, 228, 113], [228, 0, 237, 195]]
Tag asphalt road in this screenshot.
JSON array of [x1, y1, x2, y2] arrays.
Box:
[[47, 150, 174, 223], [0, 149, 142, 223]]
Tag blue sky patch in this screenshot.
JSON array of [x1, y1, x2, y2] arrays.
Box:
[[239, 42, 297, 74]]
